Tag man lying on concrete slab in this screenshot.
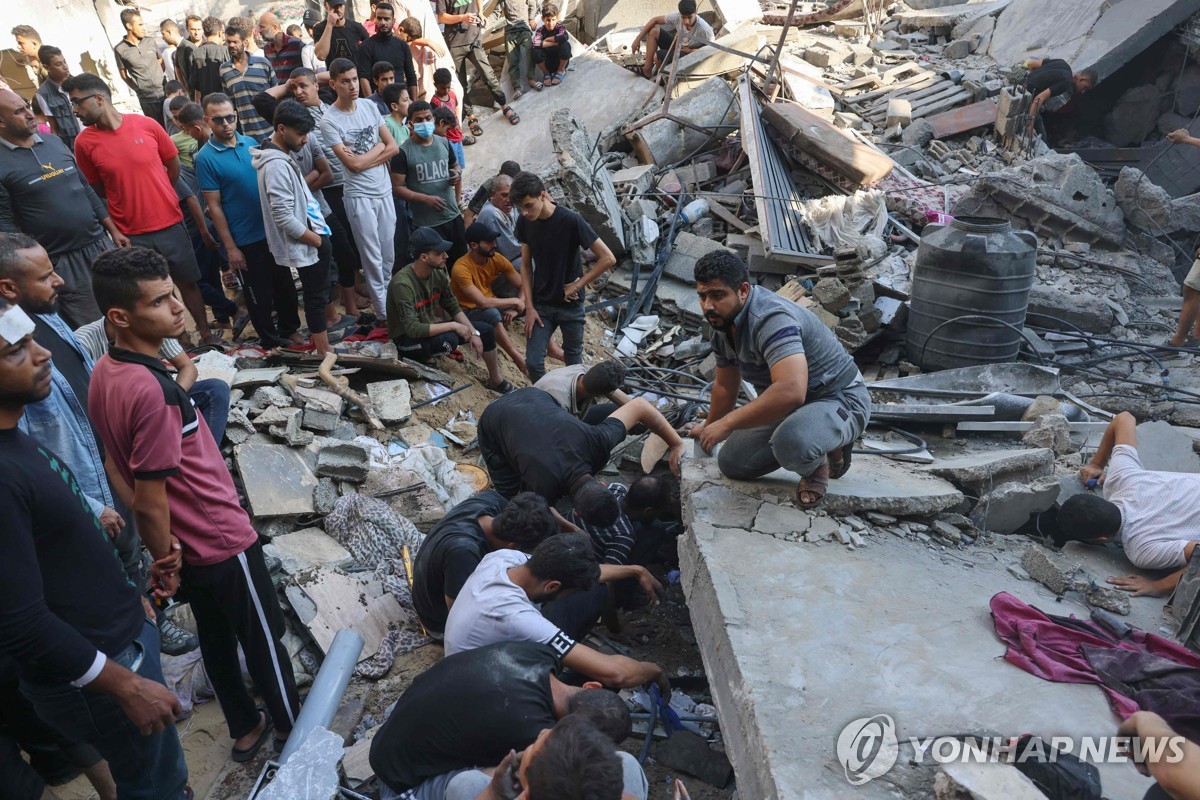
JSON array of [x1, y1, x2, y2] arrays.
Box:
[[1057, 412, 1200, 598], [688, 251, 871, 509], [443, 533, 670, 696], [367, 640, 639, 799], [412, 489, 561, 637], [534, 359, 631, 423], [478, 387, 685, 526]]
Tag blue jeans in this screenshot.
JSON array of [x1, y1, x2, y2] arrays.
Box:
[[526, 301, 584, 382], [20, 619, 189, 800], [193, 223, 239, 323], [190, 378, 230, 446], [451, 139, 466, 169]]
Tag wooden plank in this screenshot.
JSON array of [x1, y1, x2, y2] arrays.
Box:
[[927, 97, 999, 138], [834, 74, 882, 91], [869, 84, 966, 121], [708, 198, 751, 232], [861, 78, 943, 114], [909, 89, 973, 120], [864, 80, 953, 115], [846, 72, 935, 104]]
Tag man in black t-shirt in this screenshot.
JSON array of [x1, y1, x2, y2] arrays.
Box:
[[412, 490, 558, 635], [368, 641, 630, 794], [190, 16, 230, 102], [314, 0, 370, 67], [1022, 57, 1096, 136], [0, 297, 188, 798], [510, 171, 616, 383], [478, 387, 685, 526]]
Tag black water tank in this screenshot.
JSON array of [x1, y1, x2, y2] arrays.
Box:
[[905, 216, 1037, 371]]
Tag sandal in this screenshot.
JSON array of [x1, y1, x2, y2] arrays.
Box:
[[466, 114, 483, 137], [200, 333, 227, 348], [796, 458, 830, 510], [553, 72, 565, 84], [528, 78, 544, 91], [484, 378, 514, 394], [230, 711, 273, 763], [462, 134, 477, 146], [502, 105, 520, 125], [545, 73, 560, 86], [828, 442, 853, 480]]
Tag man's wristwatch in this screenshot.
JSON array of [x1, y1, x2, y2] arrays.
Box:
[[471, 329, 480, 337]]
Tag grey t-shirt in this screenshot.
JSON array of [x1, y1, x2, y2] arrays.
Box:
[[534, 364, 588, 418], [391, 136, 460, 228], [114, 37, 165, 100], [477, 201, 521, 264], [318, 100, 390, 198], [711, 285, 859, 395], [660, 11, 714, 48]]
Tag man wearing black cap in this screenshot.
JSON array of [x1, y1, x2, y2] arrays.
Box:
[[388, 226, 513, 392], [301, 10, 327, 72], [313, 0, 369, 66], [451, 220, 527, 376]]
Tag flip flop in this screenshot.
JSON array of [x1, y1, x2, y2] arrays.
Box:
[[328, 314, 357, 333], [466, 115, 483, 137], [502, 105, 520, 125], [553, 72, 565, 84], [462, 133, 477, 145], [484, 378, 514, 394], [796, 458, 830, 510], [528, 78, 544, 91], [230, 712, 273, 763], [828, 442, 853, 480], [545, 74, 560, 86]]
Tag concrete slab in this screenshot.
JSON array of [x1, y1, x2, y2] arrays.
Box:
[[687, 451, 965, 517], [234, 442, 318, 517], [264, 528, 352, 575], [463, 36, 657, 188], [921, 447, 1053, 491], [1134, 420, 1200, 474], [679, 463, 1158, 799]]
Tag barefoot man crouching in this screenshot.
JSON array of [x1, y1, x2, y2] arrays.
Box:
[[689, 251, 871, 508]]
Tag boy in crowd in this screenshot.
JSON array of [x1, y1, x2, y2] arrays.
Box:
[[532, 4, 571, 86], [387, 226, 511, 392], [366, 60, 396, 115], [168, 96, 198, 165], [89, 247, 301, 764], [451, 221, 527, 375], [431, 66, 470, 152], [391, 100, 466, 263], [33, 45, 80, 151], [432, 105, 465, 168], [161, 80, 186, 135], [382, 83, 411, 265], [571, 474, 678, 568], [631, 0, 713, 79], [395, 16, 442, 101], [511, 171, 614, 382], [319, 58, 400, 323]]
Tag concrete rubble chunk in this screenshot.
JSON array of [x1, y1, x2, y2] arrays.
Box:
[[971, 477, 1059, 534], [270, 410, 315, 447], [823, 455, 964, 517], [362, 465, 447, 531], [235, 442, 318, 517], [654, 730, 733, 788], [1021, 414, 1076, 455], [252, 385, 293, 409], [885, 98, 912, 129], [627, 76, 739, 167], [231, 367, 287, 390], [1020, 395, 1061, 422], [367, 379, 413, 425], [224, 407, 255, 445], [941, 38, 973, 59], [687, 483, 762, 529], [550, 109, 625, 256], [812, 277, 851, 310], [314, 477, 339, 515], [253, 405, 299, 429], [258, 726, 343, 800], [1114, 167, 1173, 230], [752, 502, 810, 537], [1020, 546, 1131, 614], [923, 448, 1054, 491], [1105, 85, 1165, 147], [264, 528, 352, 575], [808, 516, 841, 541], [664, 232, 736, 283], [315, 441, 371, 483], [901, 118, 935, 147], [935, 759, 1050, 799]]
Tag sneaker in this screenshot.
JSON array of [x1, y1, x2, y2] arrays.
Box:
[[159, 616, 199, 656]]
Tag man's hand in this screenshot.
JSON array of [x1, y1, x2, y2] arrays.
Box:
[[140, 595, 157, 622], [99, 507, 126, 538], [423, 193, 447, 211], [201, 229, 220, 250], [328, 5, 345, 26], [148, 563, 180, 599], [563, 279, 583, 302], [469, 333, 483, 356], [449, 167, 462, 187], [653, 671, 672, 703], [1168, 129, 1191, 144], [692, 418, 731, 454], [635, 567, 663, 606], [501, 308, 518, 324], [1107, 574, 1173, 598], [116, 674, 182, 735], [485, 750, 523, 800], [668, 441, 686, 477], [227, 247, 247, 271], [1079, 463, 1105, 486], [111, 231, 131, 248], [524, 306, 542, 338]]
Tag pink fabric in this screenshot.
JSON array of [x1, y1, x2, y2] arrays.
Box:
[[990, 592, 1200, 721]]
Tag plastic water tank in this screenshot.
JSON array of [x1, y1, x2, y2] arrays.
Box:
[[905, 216, 1037, 371]]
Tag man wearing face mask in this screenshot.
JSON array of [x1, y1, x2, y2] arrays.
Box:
[[391, 99, 465, 263], [689, 251, 871, 510]]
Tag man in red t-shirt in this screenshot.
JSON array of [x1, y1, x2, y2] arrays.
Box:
[[65, 73, 221, 347], [87, 246, 301, 763]]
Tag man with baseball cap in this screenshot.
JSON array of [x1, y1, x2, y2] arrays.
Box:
[[313, 0, 369, 66], [387, 226, 513, 392], [451, 220, 528, 376]]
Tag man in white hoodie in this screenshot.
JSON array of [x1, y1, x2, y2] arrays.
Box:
[[251, 99, 335, 355]]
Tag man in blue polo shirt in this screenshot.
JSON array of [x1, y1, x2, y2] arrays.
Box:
[[195, 93, 299, 348]]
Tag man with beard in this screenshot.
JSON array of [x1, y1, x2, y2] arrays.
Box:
[[219, 24, 277, 141], [113, 9, 167, 125], [258, 12, 305, 81], [174, 15, 204, 95], [690, 250, 871, 509], [356, 3, 418, 102], [0, 294, 190, 798]]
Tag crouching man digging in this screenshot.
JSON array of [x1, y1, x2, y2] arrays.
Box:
[[689, 251, 871, 508]]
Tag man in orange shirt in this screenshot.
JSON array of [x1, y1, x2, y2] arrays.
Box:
[[450, 221, 527, 375]]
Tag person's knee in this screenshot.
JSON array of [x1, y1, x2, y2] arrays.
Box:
[[475, 322, 497, 351], [717, 445, 761, 480]]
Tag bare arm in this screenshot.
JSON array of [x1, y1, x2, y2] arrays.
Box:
[[1079, 411, 1137, 483], [1168, 129, 1200, 147], [391, 169, 447, 210], [315, 19, 335, 62], [631, 16, 667, 50], [169, 351, 197, 391], [1117, 711, 1200, 799], [609, 397, 686, 476], [203, 190, 243, 270], [331, 140, 386, 173], [308, 155, 333, 192], [563, 237, 615, 301], [183, 193, 217, 249], [562, 643, 669, 696], [103, 454, 135, 508], [164, 155, 181, 188], [455, 281, 522, 311]]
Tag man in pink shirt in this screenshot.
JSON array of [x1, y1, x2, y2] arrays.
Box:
[[88, 246, 299, 763], [64, 72, 221, 347]]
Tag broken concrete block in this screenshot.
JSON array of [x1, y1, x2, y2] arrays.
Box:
[[1026, 285, 1114, 334], [752, 502, 810, 537], [885, 98, 912, 129], [224, 407, 256, 445], [935, 759, 1049, 800], [833, 21, 866, 38], [924, 448, 1054, 492], [610, 164, 656, 196], [397, 423, 436, 448], [812, 277, 851, 310], [235, 442, 318, 517], [1105, 84, 1164, 148], [941, 38, 972, 59], [846, 43, 874, 65], [252, 385, 293, 409], [654, 730, 733, 788], [901, 118, 934, 147], [970, 476, 1059, 534], [1135, 420, 1200, 473], [266, 527, 352, 574], [824, 455, 964, 517], [367, 380, 412, 426], [803, 45, 850, 68], [686, 483, 762, 529], [551, 109, 626, 256], [664, 232, 735, 283], [231, 367, 287, 390], [808, 516, 840, 541], [1020, 545, 1075, 594], [315, 441, 371, 483], [270, 411, 315, 447], [629, 77, 740, 168], [1020, 395, 1061, 422], [297, 387, 346, 433], [314, 477, 339, 515], [1021, 414, 1075, 455], [254, 405, 299, 429], [362, 465, 447, 531]]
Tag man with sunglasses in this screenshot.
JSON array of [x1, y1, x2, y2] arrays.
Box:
[[64, 73, 222, 347]]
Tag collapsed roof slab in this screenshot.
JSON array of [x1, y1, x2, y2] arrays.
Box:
[[990, 0, 1198, 81]]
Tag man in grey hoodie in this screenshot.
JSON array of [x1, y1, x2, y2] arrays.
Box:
[[251, 99, 335, 355]]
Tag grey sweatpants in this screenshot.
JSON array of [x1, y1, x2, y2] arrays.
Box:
[[718, 378, 871, 480], [52, 236, 112, 328], [380, 751, 650, 800], [344, 194, 396, 321]]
